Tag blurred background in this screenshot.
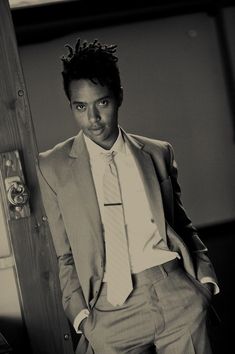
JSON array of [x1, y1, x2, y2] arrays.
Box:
[[1, 0, 235, 353]]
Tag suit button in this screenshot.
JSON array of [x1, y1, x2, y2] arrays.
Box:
[[151, 218, 155, 223]]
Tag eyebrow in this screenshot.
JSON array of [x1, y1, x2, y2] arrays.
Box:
[[71, 95, 111, 105]]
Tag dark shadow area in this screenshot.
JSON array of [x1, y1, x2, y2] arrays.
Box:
[[0, 317, 32, 354], [0, 331, 12, 353], [199, 219, 235, 354]]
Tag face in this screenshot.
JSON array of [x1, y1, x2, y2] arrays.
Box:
[[69, 79, 122, 149]]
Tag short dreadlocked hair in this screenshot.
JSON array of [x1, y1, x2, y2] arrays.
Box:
[[61, 38, 122, 101]]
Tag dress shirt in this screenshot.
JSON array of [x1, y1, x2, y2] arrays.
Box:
[[84, 128, 179, 276]]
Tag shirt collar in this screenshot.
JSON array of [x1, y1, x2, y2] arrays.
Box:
[[83, 127, 126, 160]]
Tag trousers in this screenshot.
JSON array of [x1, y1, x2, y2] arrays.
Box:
[[82, 259, 212, 354]]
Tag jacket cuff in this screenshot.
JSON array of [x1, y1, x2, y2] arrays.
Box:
[[73, 309, 90, 334]]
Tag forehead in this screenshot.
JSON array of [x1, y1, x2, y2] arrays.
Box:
[[69, 79, 112, 102]]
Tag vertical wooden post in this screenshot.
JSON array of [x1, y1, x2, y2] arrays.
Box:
[[0, 1, 74, 353]]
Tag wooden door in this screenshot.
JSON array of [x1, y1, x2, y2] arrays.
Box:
[[0, 1, 74, 353]]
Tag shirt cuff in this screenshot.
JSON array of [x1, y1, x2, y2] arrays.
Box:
[[73, 309, 90, 334], [200, 276, 220, 295]]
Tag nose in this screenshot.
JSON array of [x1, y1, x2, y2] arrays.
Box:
[[87, 105, 100, 123]]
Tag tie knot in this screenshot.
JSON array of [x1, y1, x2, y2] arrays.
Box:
[[101, 151, 116, 164]]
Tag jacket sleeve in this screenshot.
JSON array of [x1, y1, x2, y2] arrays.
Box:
[[167, 143, 218, 283], [36, 159, 88, 325]]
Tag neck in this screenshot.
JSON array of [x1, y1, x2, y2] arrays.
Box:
[[88, 128, 119, 150]]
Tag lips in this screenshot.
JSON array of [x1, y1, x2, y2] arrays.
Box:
[[89, 126, 104, 134], [90, 127, 103, 130]]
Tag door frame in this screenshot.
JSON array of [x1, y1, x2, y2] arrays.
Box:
[[0, 1, 74, 353]]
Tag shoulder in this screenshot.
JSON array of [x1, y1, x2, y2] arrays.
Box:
[[39, 136, 75, 167], [38, 136, 76, 183], [130, 133, 174, 159], [128, 133, 176, 178]]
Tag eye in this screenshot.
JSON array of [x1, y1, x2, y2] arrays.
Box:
[[75, 103, 86, 111], [98, 99, 109, 107]]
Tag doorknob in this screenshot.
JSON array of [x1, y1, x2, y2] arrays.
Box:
[[6, 179, 29, 208], [0, 150, 30, 219]]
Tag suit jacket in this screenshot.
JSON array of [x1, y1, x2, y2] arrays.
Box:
[[37, 129, 217, 352]]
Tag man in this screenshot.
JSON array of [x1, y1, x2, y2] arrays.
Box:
[[37, 38, 219, 354]]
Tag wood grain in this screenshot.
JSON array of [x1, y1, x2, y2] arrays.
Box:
[[0, 1, 74, 353]]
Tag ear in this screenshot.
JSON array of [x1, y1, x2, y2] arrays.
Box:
[[118, 87, 123, 107]]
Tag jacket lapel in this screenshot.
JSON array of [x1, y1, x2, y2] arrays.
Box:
[[69, 132, 104, 257], [68, 130, 167, 254], [123, 131, 167, 242]]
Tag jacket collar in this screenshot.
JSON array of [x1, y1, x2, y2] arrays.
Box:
[[69, 127, 143, 159]]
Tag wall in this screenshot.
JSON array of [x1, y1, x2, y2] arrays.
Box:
[[18, 11, 235, 226], [0, 196, 31, 352], [0, 200, 22, 321]]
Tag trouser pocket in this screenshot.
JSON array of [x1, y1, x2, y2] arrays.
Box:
[[185, 273, 213, 305]]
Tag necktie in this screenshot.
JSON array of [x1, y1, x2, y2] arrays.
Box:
[[102, 152, 133, 306]]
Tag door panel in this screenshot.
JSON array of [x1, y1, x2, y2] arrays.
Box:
[[0, 1, 74, 353]]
